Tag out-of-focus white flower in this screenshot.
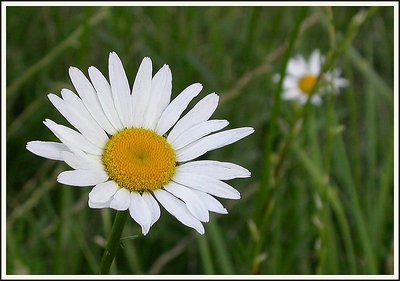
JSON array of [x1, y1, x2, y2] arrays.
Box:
[[274, 49, 348, 105]]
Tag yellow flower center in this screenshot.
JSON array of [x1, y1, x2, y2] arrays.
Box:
[[102, 128, 176, 192], [298, 75, 317, 95]]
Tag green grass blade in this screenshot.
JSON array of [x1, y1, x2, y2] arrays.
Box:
[[208, 221, 234, 274]]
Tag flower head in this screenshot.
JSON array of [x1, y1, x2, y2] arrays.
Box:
[[275, 49, 348, 105], [26, 53, 254, 235]]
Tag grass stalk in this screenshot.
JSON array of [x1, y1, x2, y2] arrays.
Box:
[[197, 236, 215, 274], [208, 221, 234, 274]]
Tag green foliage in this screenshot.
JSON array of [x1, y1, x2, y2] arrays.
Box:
[[6, 5, 394, 275]]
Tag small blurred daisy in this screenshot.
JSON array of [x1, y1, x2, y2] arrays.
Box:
[[27, 53, 254, 235], [274, 49, 348, 105]]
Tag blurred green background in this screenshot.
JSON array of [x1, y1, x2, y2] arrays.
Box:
[[6, 5, 395, 275]]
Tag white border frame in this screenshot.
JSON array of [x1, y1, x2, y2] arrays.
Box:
[[2, 1, 398, 280]]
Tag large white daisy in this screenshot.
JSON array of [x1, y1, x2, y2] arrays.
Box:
[[277, 49, 348, 105], [26, 52, 254, 235]]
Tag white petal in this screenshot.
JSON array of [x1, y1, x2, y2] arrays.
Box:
[[89, 181, 119, 203], [88, 199, 111, 209], [176, 127, 254, 162], [297, 95, 308, 105], [142, 65, 172, 130], [177, 160, 251, 180], [154, 189, 204, 234], [57, 170, 108, 187], [69, 67, 116, 134], [88, 66, 124, 131], [26, 141, 69, 161], [164, 182, 209, 222], [311, 95, 322, 106], [333, 77, 348, 88], [110, 188, 131, 211], [48, 93, 109, 149], [131, 57, 153, 128], [142, 192, 160, 227], [155, 83, 203, 135], [167, 93, 219, 143], [109, 52, 132, 128], [282, 89, 301, 100], [309, 49, 321, 75], [43, 119, 103, 156], [60, 89, 110, 138], [171, 120, 229, 150], [129, 193, 152, 235], [272, 73, 280, 83], [61, 151, 103, 170], [173, 172, 240, 199], [283, 76, 298, 89], [287, 55, 307, 77], [191, 189, 228, 214]]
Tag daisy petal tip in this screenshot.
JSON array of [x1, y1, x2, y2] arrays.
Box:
[[218, 120, 230, 127], [109, 51, 119, 62], [192, 83, 203, 92], [245, 127, 255, 136], [215, 207, 229, 215], [56, 174, 65, 184], [60, 88, 70, 96], [232, 192, 241, 200], [88, 198, 100, 208], [239, 171, 251, 179], [158, 65, 171, 78], [47, 93, 57, 100], [42, 120, 51, 128], [87, 66, 97, 73], [142, 56, 153, 65], [87, 200, 95, 209], [197, 227, 205, 235], [141, 225, 151, 236], [68, 66, 78, 74], [25, 141, 39, 154], [43, 118, 56, 128], [25, 143, 37, 155]]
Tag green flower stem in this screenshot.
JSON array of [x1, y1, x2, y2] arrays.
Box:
[[99, 210, 128, 274]]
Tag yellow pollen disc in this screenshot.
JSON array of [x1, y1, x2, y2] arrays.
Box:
[[298, 75, 317, 95], [102, 128, 176, 192]]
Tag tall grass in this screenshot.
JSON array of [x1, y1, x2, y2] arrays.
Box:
[[5, 5, 395, 275]]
